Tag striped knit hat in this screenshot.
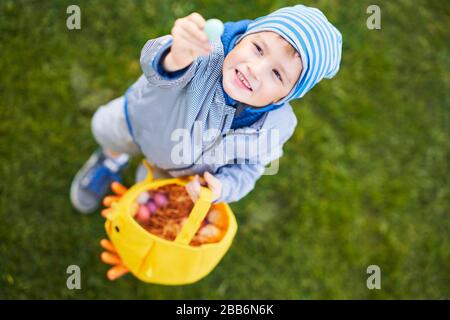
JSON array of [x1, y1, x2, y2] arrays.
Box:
[[235, 4, 342, 106]]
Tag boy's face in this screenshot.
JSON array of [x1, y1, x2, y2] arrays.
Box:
[[223, 31, 302, 107]]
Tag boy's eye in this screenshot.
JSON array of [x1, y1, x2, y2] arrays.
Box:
[[252, 42, 283, 83], [273, 69, 283, 82], [253, 43, 263, 55]]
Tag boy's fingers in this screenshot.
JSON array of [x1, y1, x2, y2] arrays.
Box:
[[187, 12, 207, 30], [193, 175, 202, 193], [184, 19, 209, 44], [185, 184, 193, 200], [198, 176, 207, 186], [204, 171, 214, 181], [185, 181, 199, 202], [173, 21, 211, 51], [204, 172, 219, 187], [172, 29, 211, 55], [203, 172, 213, 186], [186, 174, 220, 202], [187, 188, 199, 202], [185, 181, 193, 194], [203, 172, 222, 200]]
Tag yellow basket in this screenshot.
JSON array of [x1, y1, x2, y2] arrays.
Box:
[[102, 161, 238, 285]]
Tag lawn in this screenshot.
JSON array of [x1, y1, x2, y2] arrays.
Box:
[[0, 0, 448, 299]]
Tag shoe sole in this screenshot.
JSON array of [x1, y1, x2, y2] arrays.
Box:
[[70, 151, 103, 214]]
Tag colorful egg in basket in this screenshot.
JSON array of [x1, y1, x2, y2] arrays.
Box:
[[99, 161, 238, 285]]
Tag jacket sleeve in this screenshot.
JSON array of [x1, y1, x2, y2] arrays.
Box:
[[213, 108, 298, 204], [213, 162, 265, 204], [139, 35, 199, 88]]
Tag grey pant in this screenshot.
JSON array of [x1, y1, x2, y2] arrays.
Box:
[[91, 96, 172, 180], [91, 96, 141, 155]]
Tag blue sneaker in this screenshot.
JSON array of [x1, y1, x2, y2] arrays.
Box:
[[70, 149, 129, 214]]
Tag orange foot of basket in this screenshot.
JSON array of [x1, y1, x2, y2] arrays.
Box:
[[100, 182, 129, 280], [101, 182, 128, 219], [100, 239, 129, 280]]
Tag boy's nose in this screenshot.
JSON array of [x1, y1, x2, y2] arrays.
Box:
[[246, 65, 260, 84], [248, 60, 269, 84]]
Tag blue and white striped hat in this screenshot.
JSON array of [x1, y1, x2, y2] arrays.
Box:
[[236, 4, 342, 106]]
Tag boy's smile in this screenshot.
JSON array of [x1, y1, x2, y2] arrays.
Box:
[[223, 31, 302, 107]]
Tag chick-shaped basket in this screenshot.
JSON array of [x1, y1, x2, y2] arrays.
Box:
[[99, 160, 238, 285]]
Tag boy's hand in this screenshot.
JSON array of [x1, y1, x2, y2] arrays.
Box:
[[164, 12, 213, 72], [185, 172, 222, 203]]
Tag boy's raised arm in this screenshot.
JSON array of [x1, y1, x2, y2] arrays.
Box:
[[140, 36, 195, 88], [140, 12, 212, 88]]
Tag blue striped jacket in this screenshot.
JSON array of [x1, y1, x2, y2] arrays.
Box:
[[125, 35, 298, 203]]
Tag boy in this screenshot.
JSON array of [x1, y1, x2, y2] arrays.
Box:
[[70, 4, 342, 213]]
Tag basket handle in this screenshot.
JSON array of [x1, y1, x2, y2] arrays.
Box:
[[175, 185, 213, 245], [142, 160, 154, 183]]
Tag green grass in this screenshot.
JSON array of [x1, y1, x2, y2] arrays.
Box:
[[0, 0, 449, 299]]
